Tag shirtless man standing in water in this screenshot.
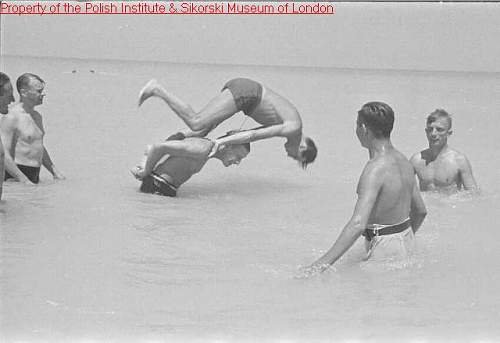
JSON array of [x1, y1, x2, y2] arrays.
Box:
[[0, 73, 64, 185], [410, 109, 477, 192], [138, 78, 317, 168], [306, 102, 427, 274], [0, 72, 16, 199]]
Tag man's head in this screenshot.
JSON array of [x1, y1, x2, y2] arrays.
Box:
[[356, 102, 394, 146], [285, 135, 318, 169], [0, 72, 15, 114], [425, 109, 452, 149], [216, 143, 250, 167], [17, 73, 45, 107]]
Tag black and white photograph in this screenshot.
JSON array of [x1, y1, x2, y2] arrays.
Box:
[[1, 0, 499, 341]]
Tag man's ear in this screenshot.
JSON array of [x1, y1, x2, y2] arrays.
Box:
[[360, 123, 368, 135], [448, 130, 453, 136]]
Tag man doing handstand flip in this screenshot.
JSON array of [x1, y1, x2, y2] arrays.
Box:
[[138, 78, 317, 168]]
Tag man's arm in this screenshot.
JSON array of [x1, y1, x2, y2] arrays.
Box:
[[409, 180, 427, 233], [0, 116, 33, 184], [457, 154, 478, 191], [166, 127, 213, 141], [215, 122, 299, 146], [0, 138, 4, 199], [42, 147, 65, 180], [182, 126, 213, 138], [409, 153, 424, 191], [36, 116, 64, 180], [307, 163, 382, 272], [138, 139, 211, 177]]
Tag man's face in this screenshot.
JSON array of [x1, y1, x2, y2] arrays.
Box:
[[285, 136, 308, 162], [0, 82, 15, 114], [22, 79, 45, 106], [425, 117, 451, 148], [220, 145, 249, 167]]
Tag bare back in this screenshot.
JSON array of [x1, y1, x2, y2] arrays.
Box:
[[154, 156, 207, 188], [151, 137, 213, 187], [251, 86, 302, 134], [361, 149, 416, 225]]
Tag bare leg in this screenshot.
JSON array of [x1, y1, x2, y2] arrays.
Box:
[[138, 79, 239, 132]]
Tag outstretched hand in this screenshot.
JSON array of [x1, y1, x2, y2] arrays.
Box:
[[130, 166, 148, 180], [208, 140, 225, 158], [295, 263, 331, 279]]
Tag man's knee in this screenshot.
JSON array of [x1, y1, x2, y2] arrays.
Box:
[[189, 116, 210, 131]]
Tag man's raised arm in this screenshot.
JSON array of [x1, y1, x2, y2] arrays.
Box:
[[139, 139, 211, 177]]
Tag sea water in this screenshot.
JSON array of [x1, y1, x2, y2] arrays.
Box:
[[1, 56, 499, 341]]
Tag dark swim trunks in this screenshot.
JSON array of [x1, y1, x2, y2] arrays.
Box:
[[222, 78, 263, 116], [4, 164, 41, 184], [362, 218, 412, 242], [139, 172, 178, 197]]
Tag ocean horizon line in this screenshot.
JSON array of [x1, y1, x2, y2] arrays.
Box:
[[2, 53, 499, 77]]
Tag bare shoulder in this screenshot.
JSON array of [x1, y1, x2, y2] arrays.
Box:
[[361, 157, 387, 181], [0, 108, 20, 127], [409, 150, 426, 167], [448, 148, 472, 167], [6, 103, 24, 115]]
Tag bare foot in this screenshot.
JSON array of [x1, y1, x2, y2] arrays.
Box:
[[138, 79, 160, 107]]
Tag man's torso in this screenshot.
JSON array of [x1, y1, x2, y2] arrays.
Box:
[[412, 148, 462, 190], [152, 137, 213, 187], [154, 155, 207, 187], [7, 104, 44, 167], [240, 85, 302, 138]]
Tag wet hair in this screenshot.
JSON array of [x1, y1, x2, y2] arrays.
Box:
[[357, 102, 394, 138], [16, 73, 44, 94], [301, 137, 317, 169], [0, 72, 11, 95], [426, 109, 452, 130]]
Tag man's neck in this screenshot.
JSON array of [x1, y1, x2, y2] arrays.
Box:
[[367, 138, 393, 159], [20, 100, 35, 114], [427, 143, 449, 160]]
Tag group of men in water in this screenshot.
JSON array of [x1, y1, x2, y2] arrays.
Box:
[[0, 72, 477, 273]]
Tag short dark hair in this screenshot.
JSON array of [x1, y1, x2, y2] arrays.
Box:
[[357, 102, 394, 138], [0, 72, 11, 96], [301, 137, 317, 169], [16, 73, 44, 94], [427, 109, 452, 130]]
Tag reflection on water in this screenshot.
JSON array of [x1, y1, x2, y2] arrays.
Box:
[[1, 56, 499, 341]]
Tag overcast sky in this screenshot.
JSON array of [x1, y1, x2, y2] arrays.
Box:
[[1, 2, 499, 72]]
